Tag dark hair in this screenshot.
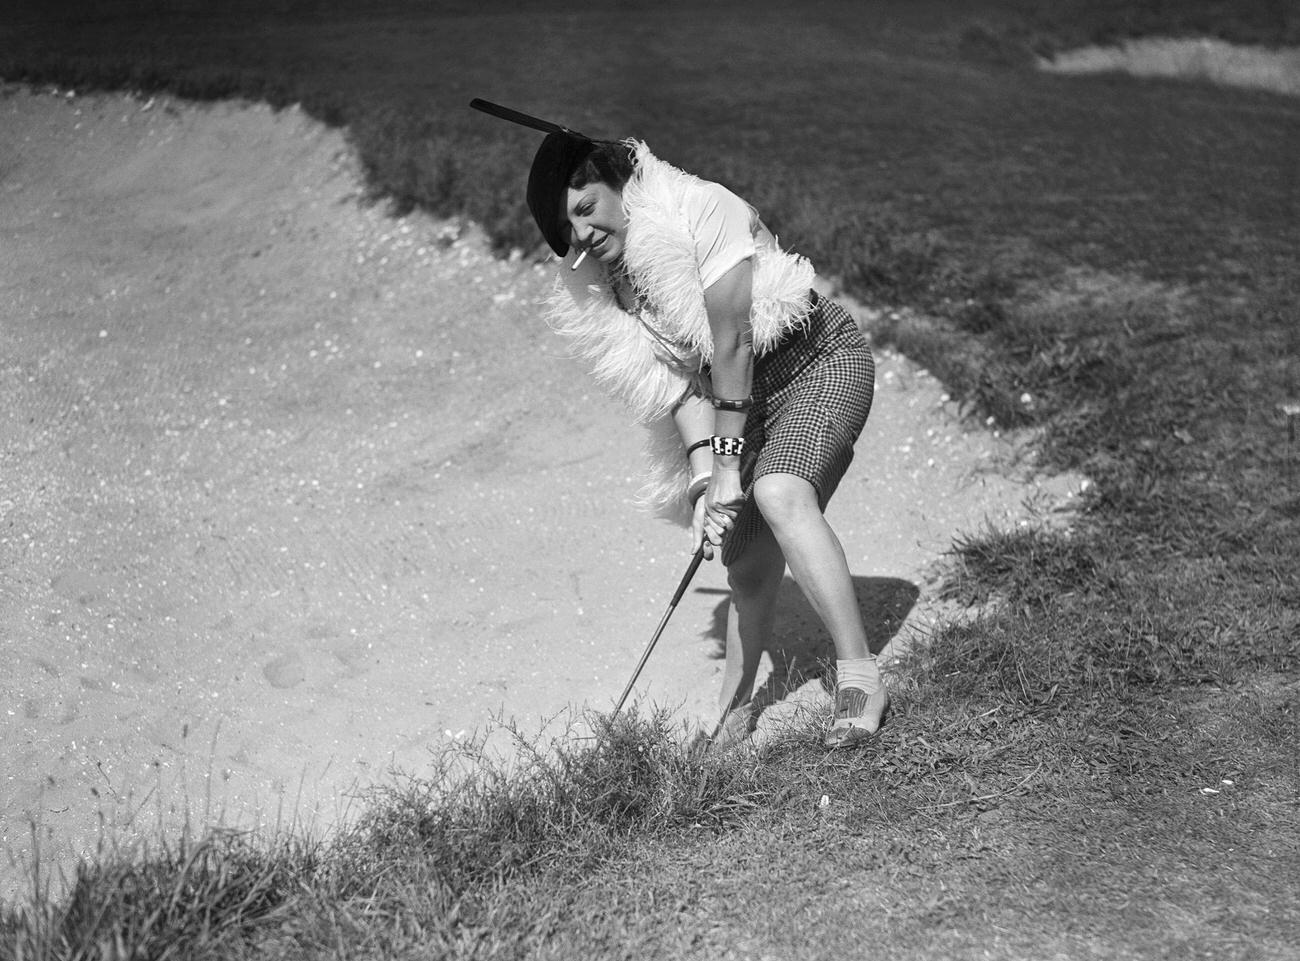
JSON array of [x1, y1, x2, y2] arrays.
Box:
[[566, 140, 637, 191]]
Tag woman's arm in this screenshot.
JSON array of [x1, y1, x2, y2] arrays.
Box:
[[674, 258, 754, 558], [704, 257, 755, 436], [674, 393, 715, 476]]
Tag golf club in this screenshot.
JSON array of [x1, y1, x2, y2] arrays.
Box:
[[468, 98, 585, 137], [608, 542, 709, 721]]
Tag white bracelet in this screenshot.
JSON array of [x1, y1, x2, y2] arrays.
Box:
[[687, 471, 712, 506]]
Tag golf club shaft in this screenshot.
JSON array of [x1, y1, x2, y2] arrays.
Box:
[[468, 98, 569, 135], [610, 543, 708, 718]]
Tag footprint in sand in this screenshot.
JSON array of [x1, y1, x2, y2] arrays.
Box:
[[262, 653, 306, 689]]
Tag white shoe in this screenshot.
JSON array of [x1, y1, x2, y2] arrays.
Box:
[[824, 686, 889, 748]]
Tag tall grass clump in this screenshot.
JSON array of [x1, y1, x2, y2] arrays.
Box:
[[335, 710, 766, 899], [1, 710, 769, 959], [2, 829, 320, 961]]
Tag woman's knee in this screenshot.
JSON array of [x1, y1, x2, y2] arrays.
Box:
[[752, 474, 819, 532]]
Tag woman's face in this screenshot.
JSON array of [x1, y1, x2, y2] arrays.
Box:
[[563, 181, 627, 264]]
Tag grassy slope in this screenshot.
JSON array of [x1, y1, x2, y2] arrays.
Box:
[[1, 1, 1297, 958]]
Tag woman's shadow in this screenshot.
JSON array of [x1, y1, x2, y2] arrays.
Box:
[[698, 574, 919, 722]]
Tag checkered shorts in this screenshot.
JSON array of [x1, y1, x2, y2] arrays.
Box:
[[722, 293, 874, 566]]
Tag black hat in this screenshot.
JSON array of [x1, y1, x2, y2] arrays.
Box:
[[526, 131, 597, 257], [468, 99, 598, 257]]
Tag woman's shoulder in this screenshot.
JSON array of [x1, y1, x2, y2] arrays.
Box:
[[625, 145, 761, 255], [688, 180, 756, 231]]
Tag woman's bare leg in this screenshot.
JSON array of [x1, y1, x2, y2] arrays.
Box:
[[718, 525, 786, 717], [752, 472, 887, 742], [751, 473, 870, 660]]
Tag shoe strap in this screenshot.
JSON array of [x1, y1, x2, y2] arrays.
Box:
[[834, 686, 872, 719]]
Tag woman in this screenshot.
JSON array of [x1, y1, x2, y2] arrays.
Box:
[[526, 127, 888, 748]]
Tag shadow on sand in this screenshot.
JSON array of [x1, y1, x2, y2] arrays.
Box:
[[695, 575, 919, 723]]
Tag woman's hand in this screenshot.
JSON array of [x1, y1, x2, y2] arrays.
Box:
[[691, 468, 745, 560]]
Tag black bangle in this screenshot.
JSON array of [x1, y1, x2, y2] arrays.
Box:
[[711, 394, 753, 412], [686, 438, 711, 457]]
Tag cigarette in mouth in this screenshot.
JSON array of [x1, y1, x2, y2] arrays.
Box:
[[570, 249, 588, 271]]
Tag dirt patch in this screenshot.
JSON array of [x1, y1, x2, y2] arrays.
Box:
[[0, 87, 1084, 900]]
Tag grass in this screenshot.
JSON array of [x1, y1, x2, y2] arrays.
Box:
[[4, 712, 770, 958], [1, 0, 1298, 957]]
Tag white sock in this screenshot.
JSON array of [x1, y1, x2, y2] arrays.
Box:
[[836, 656, 883, 696]]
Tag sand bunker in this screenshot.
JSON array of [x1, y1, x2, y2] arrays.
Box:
[[0, 87, 1084, 899], [1041, 37, 1300, 97]]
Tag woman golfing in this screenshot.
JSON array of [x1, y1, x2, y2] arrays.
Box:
[[476, 102, 887, 747]]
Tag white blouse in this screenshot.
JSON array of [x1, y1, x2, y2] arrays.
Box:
[[691, 181, 765, 291]]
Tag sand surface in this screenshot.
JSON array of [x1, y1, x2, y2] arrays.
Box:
[[0, 87, 1084, 899], [1040, 37, 1300, 97]]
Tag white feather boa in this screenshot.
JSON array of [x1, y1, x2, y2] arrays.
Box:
[[543, 141, 816, 525]]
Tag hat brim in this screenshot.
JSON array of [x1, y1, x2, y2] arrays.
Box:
[[527, 131, 596, 257]]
